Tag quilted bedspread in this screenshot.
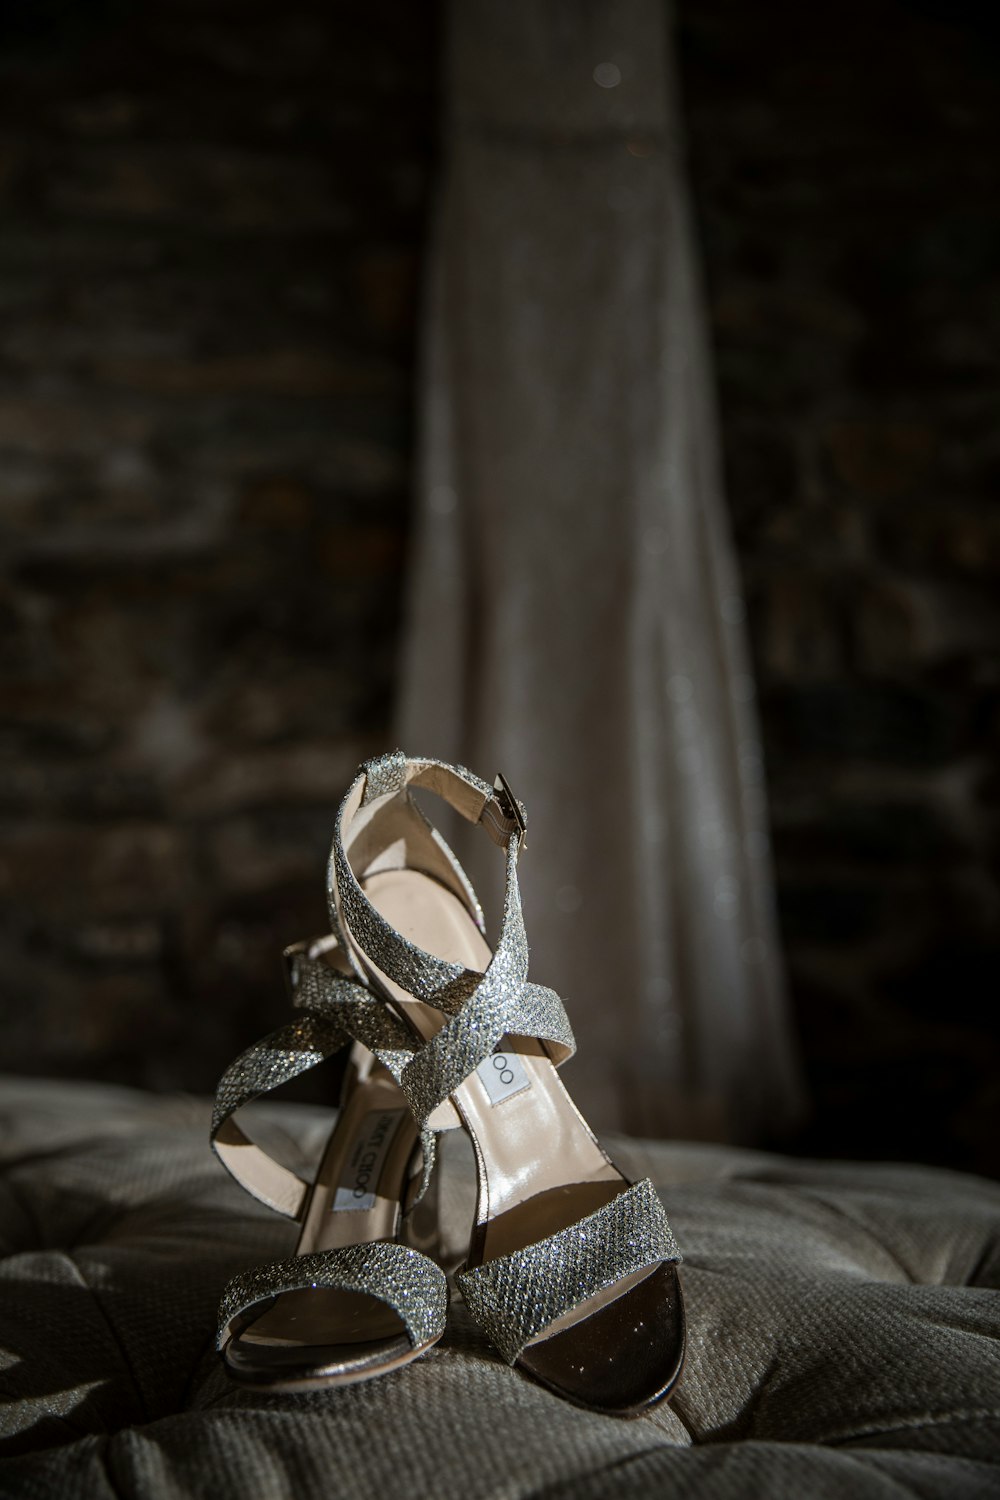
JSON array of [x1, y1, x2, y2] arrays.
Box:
[[1, 1076, 998, 1498]]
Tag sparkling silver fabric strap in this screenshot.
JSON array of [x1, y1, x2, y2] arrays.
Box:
[[361, 749, 408, 803], [211, 1011, 349, 1145], [330, 756, 576, 1127], [330, 755, 510, 1006], [285, 937, 415, 1081], [210, 1012, 352, 1220], [216, 1242, 448, 1351], [287, 937, 439, 1205], [332, 829, 469, 1004], [399, 842, 575, 1125], [399, 978, 575, 1126], [456, 1178, 681, 1365], [211, 941, 438, 1216]]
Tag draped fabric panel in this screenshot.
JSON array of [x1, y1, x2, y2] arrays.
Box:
[[398, 0, 805, 1142]]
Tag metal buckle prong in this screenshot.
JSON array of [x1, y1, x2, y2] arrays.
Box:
[[493, 771, 527, 846]]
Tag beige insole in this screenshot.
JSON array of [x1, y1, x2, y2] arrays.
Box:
[[360, 870, 654, 1343]]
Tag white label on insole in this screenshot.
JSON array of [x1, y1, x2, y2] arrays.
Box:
[[332, 1108, 405, 1212], [476, 1045, 531, 1106]]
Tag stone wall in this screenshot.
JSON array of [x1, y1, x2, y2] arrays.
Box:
[[1, 0, 996, 1175], [680, 0, 1000, 1174], [0, 0, 435, 1088]]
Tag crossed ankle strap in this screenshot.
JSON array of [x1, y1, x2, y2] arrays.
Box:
[[329, 755, 524, 998], [210, 934, 436, 1216], [328, 753, 575, 1129]]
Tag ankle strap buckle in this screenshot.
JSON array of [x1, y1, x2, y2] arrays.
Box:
[[482, 771, 527, 850]]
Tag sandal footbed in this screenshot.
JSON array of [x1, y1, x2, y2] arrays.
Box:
[[516, 1263, 685, 1416]]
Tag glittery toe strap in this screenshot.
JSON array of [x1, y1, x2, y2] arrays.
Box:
[[455, 1178, 681, 1365], [216, 1242, 449, 1352]]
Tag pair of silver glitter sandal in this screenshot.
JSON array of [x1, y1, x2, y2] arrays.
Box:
[[211, 753, 685, 1415]]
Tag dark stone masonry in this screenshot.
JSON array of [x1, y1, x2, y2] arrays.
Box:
[[1, 0, 997, 1175], [681, 0, 1000, 1173]]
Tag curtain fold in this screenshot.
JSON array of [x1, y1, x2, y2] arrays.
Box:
[[398, 0, 805, 1142]]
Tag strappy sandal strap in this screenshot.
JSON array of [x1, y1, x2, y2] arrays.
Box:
[[396, 837, 574, 1126], [216, 1242, 448, 1352], [211, 936, 434, 1216], [211, 1012, 352, 1219], [284, 935, 416, 1080], [285, 934, 439, 1202], [330, 754, 524, 1003], [455, 1179, 681, 1365], [329, 753, 576, 1126]]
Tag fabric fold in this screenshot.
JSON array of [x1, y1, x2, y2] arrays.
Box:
[[398, 0, 805, 1142]]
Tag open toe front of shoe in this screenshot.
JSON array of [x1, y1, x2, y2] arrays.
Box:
[[223, 1286, 418, 1389], [516, 1264, 686, 1416]]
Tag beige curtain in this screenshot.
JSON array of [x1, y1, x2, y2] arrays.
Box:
[[397, 0, 805, 1142]]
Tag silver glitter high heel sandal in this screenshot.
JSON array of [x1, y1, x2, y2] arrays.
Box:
[[325, 752, 685, 1415], [210, 934, 447, 1389]]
